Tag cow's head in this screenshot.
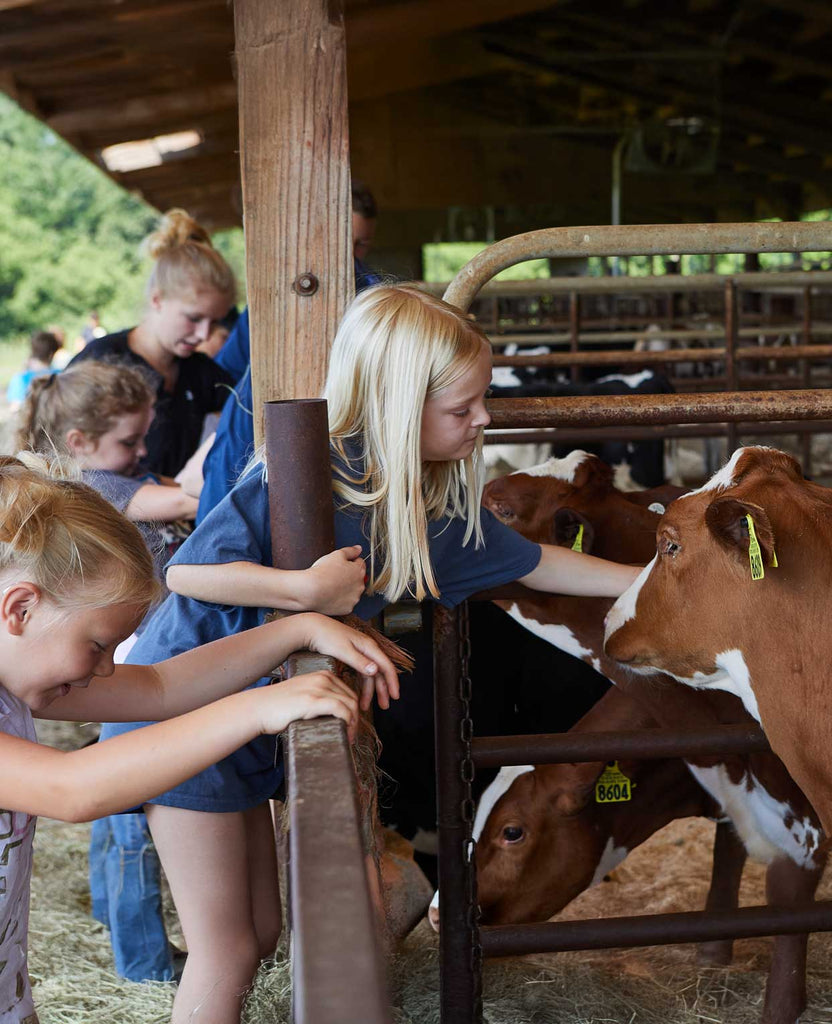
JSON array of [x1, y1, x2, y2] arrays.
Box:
[[604, 447, 799, 721], [483, 451, 614, 547], [470, 760, 621, 925]]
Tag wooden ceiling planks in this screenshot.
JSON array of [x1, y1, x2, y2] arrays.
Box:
[[1, 0, 831, 231]]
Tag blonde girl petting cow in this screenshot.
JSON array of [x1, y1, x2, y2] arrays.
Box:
[[0, 455, 397, 1024], [98, 284, 640, 1024]]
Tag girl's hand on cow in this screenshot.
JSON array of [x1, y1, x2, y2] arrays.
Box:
[[257, 671, 359, 741], [301, 546, 366, 615], [295, 612, 400, 711]]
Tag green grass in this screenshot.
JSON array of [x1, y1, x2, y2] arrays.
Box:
[[0, 339, 31, 390]]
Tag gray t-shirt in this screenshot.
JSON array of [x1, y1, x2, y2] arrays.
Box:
[[0, 687, 37, 1023]]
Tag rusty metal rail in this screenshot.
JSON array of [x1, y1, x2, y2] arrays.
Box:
[[435, 221, 832, 1024], [420, 268, 832, 298], [443, 223, 832, 309], [265, 400, 390, 1024], [486, 389, 832, 429]]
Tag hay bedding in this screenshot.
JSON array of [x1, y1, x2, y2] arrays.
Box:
[[28, 730, 832, 1024]]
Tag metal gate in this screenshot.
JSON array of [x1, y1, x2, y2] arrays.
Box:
[[435, 221, 832, 1021]]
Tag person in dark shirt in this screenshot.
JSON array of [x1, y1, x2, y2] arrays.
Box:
[[68, 209, 235, 478]]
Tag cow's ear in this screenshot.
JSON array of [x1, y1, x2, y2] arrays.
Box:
[[705, 497, 777, 567], [571, 455, 614, 492], [554, 508, 595, 553], [552, 762, 605, 816]]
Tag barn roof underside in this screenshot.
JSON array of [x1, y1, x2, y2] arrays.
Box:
[[2, 0, 832, 244]]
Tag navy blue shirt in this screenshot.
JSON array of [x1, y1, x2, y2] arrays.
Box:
[[99, 461, 541, 811]]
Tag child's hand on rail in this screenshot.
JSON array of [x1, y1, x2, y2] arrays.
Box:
[[295, 612, 401, 711]]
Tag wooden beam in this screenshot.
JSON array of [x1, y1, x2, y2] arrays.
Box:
[[46, 81, 237, 134], [346, 0, 560, 50], [234, 0, 353, 438]]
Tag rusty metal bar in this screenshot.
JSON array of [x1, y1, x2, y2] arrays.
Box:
[[471, 725, 769, 769], [285, 679, 389, 1024], [483, 419, 832, 446], [434, 604, 482, 1022], [264, 400, 335, 569], [492, 342, 832, 368], [443, 224, 832, 310], [265, 399, 390, 1024], [480, 902, 832, 958], [418, 268, 832, 299], [485, 390, 832, 430]]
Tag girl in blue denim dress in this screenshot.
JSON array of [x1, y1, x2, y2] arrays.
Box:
[[99, 284, 640, 1024]]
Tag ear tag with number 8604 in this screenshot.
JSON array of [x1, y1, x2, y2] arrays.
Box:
[[595, 761, 633, 803], [571, 524, 584, 553]]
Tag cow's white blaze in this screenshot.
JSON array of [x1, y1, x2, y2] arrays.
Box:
[[472, 765, 535, 842], [685, 764, 820, 868], [513, 450, 590, 481], [686, 444, 774, 497], [505, 603, 594, 661], [588, 837, 630, 887], [603, 556, 657, 643]]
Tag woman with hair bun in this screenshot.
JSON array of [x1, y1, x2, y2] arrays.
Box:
[[67, 209, 236, 477]]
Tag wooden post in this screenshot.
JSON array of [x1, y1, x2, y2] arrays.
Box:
[[233, 0, 354, 445]]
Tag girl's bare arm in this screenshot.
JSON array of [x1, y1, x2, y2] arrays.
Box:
[[520, 544, 641, 598], [3, 672, 357, 822], [37, 612, 399, 724], [124, 482, 199, 523], [166, 545, 366, 616]]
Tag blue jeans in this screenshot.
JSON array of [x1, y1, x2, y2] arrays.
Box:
[[89, 813, 174, 982]]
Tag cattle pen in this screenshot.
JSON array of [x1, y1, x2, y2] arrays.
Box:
[[433, 219, 832, 1023]]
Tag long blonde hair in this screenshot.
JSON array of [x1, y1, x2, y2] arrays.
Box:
[[143, 208, 236, 304], [0, 454, 159, 611], [325, 284, 489, 602], [16, 361, 154, 455]]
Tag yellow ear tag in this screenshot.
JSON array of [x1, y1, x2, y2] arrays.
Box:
[[571, 524, 584, 553], [595, 761, 633, 803], [745, 514, 765, 581]]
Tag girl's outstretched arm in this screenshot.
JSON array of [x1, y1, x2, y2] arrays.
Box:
[[3, 671, 357, 822], [166, 546, 366, 616], [124, 482, 199, 523], [520, 544, 641, 598], [39, 612, 399, 724]]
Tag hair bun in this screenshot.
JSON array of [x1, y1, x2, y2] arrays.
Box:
[[143, 208, 213, 261]]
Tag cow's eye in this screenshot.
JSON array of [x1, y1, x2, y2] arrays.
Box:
[[664, 539, 680, 557], [502, 825, 524, 843], [494, 503, 515, 520]]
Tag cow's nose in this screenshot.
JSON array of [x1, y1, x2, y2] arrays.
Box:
[[428, 903, 440, 932]]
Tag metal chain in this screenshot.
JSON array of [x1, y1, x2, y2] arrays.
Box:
[[457, 601, 483, 996]]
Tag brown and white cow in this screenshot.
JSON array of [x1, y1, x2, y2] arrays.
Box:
[[431, 685, 732, 935], [604, 444, 832, 837], [436, 451, 825, 1024]]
